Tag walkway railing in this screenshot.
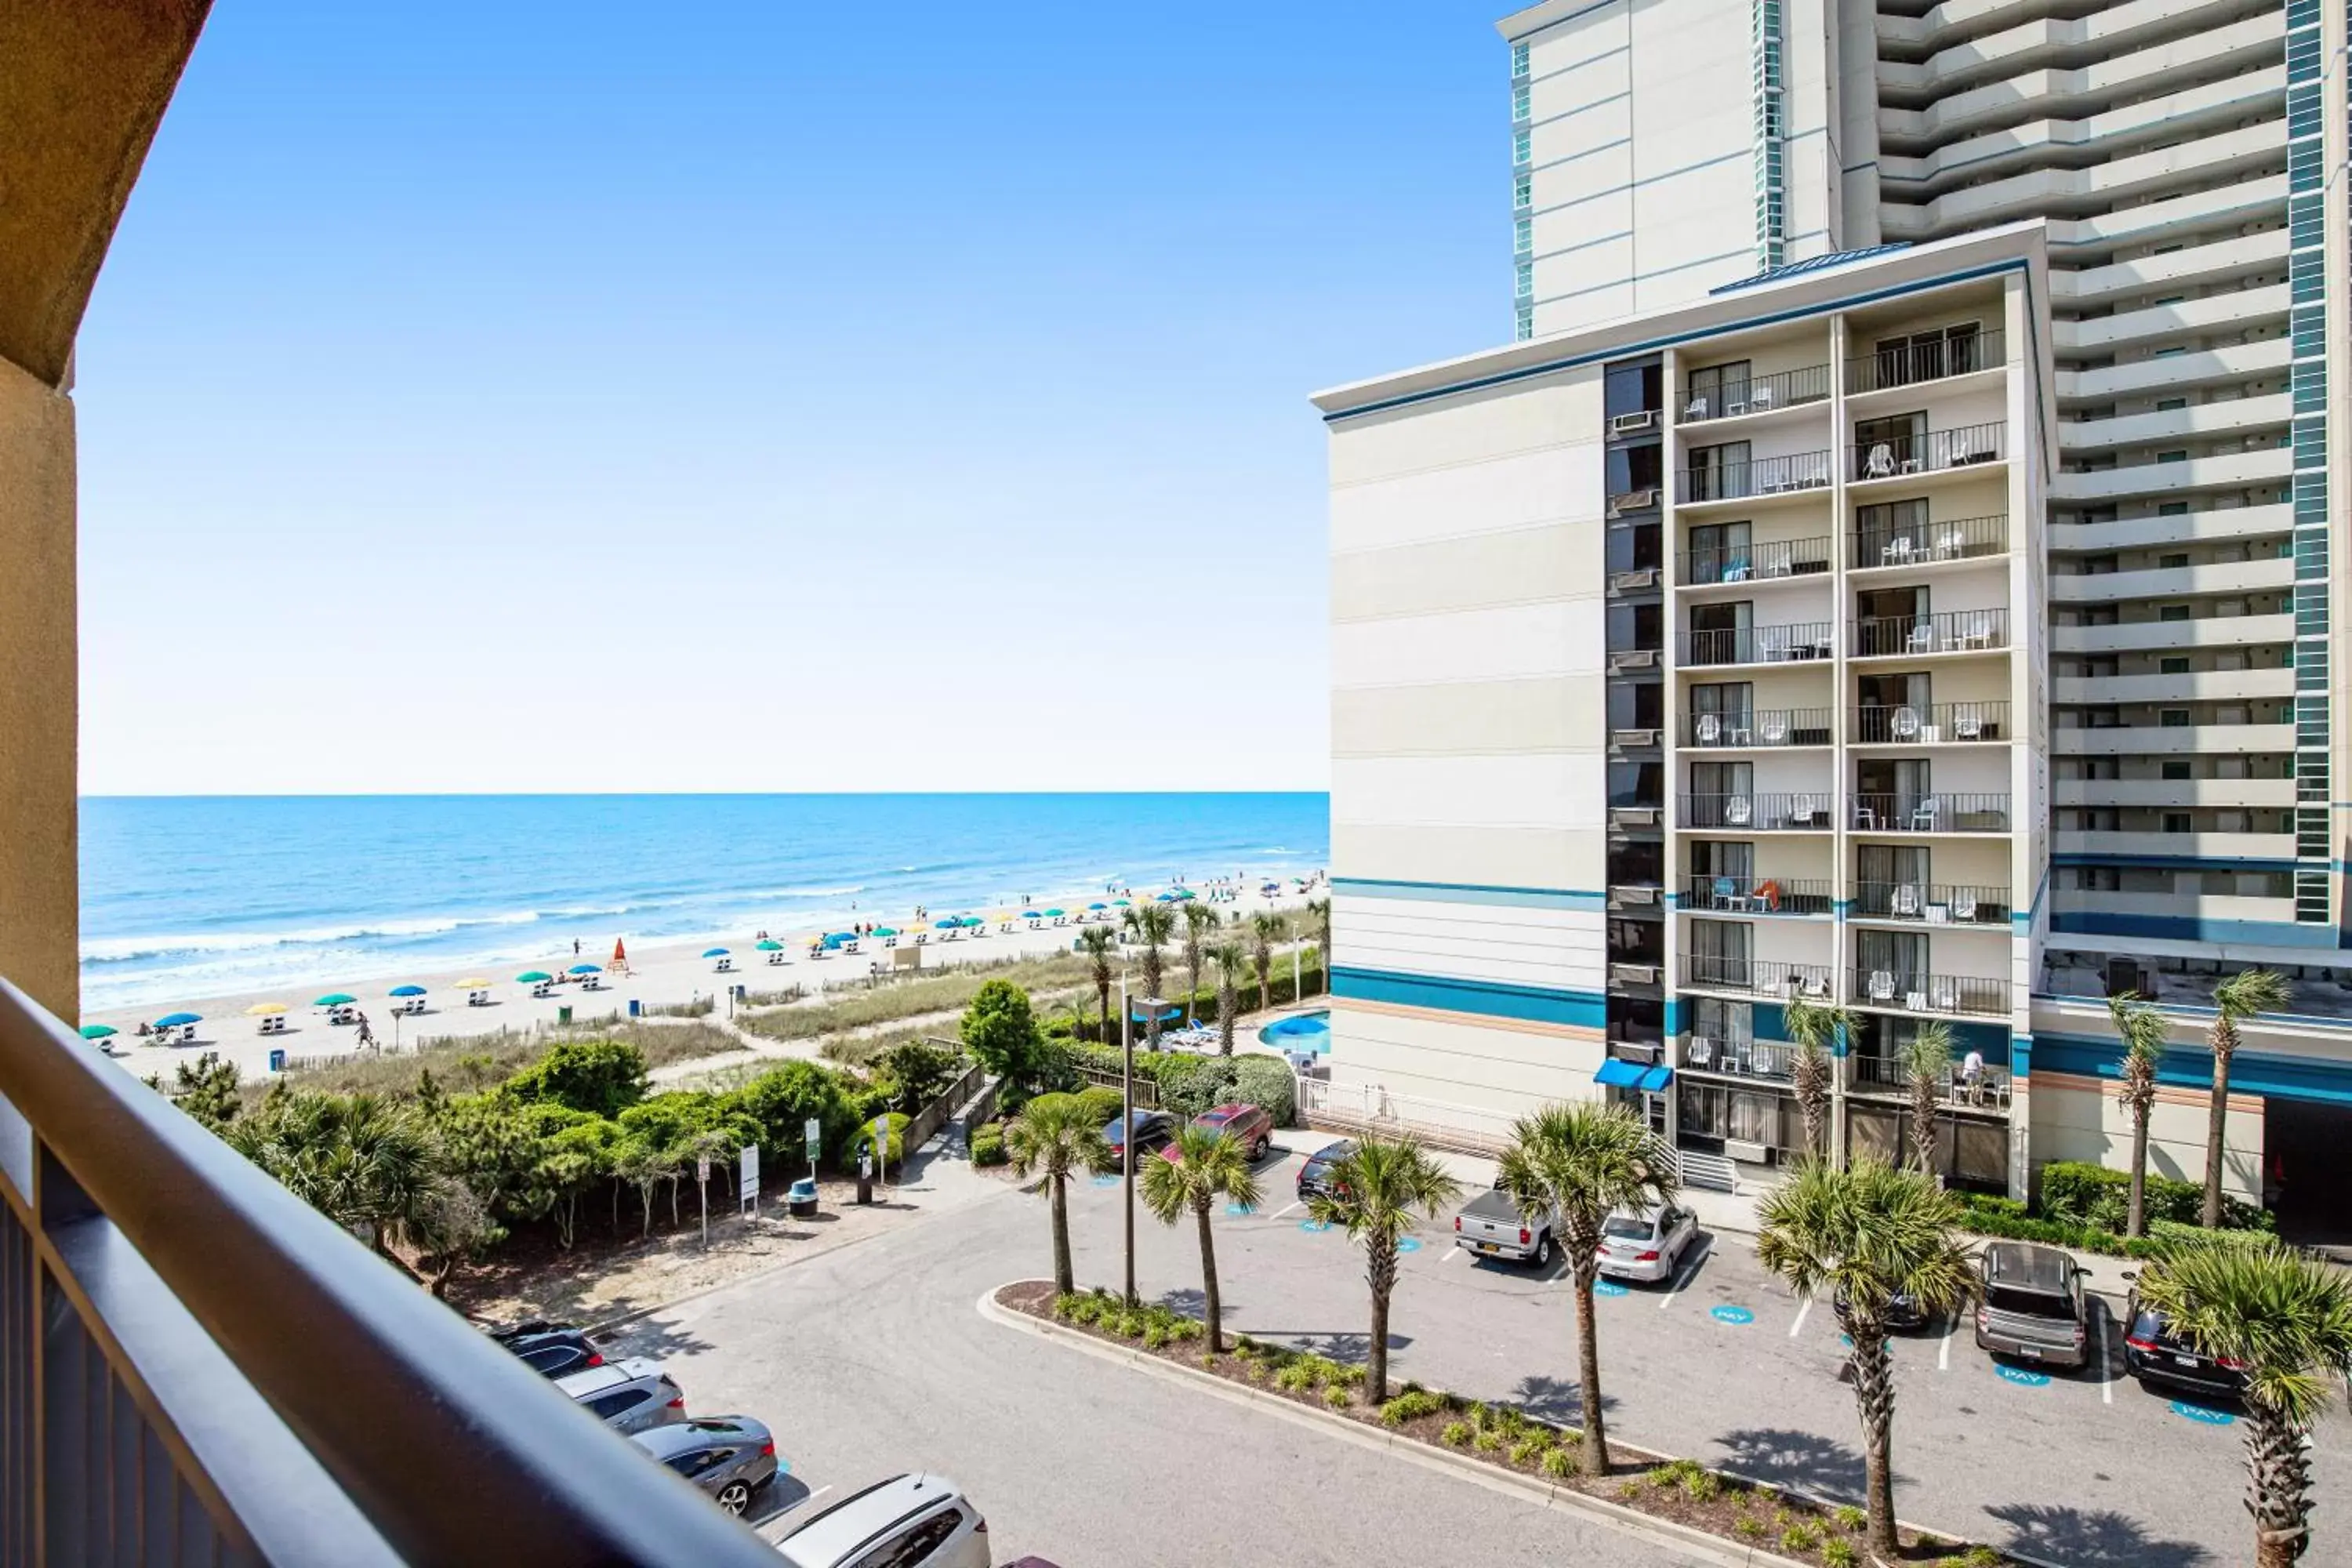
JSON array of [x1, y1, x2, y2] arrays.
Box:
[[0, 978, 779, 1566], [1679, 450, 1832, 503], [1848, 967, 2011, 1016], [1846, 328, 2004, 395], [1849, 1051, 2014, 1107], [1852, 606, 2009, 657], [1678, 1034, 1796, 1081], [1680, 362, 1832, 422], [1680, 793, 1835, 831], [1684, 621, 1835, 666], [1849, 792, 2011, 833], [1853, 513, 2008, 568], [1852, 700, 2009, 744], [1682, 876, 1835, 916], [1686, 707, 1834, 748], [1850, 882, 2011, 925], [1679, 535, 1832, 586], [1679, 956, 1835, 999], [1849, 421, 2005, 481]]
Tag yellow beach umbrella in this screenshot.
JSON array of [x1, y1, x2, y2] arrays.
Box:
[[453, 977, 492, 989], [245, 1002, 289, 1017]]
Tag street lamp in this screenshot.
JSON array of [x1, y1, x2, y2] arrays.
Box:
[[1127, 993, 1175, 1307]]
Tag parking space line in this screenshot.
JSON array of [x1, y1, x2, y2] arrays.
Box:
[[1271, 1201, 1301, 1221], [1439, 1245, 1462, 1265], [2096, 1316, 2112, 1406], [1657, 1240, 1708, 1309], [1788, 1297, 1812, 1338], [1938, 1312, 1956, 1372]]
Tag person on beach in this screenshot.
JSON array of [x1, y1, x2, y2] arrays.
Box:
[[573, 938, 581, 956]]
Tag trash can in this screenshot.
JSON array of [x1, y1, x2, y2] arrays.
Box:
[[855, 1156, 874, 1206], [627, 998, 641, 1018], [557, 1004, 572, 1025], [267, 1047, 285, 1074], [788, 1177, 819, 1218], [733, 984, 746, 1003]]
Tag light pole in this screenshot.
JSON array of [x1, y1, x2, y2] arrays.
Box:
[[1127, 993, 1173, 1308]]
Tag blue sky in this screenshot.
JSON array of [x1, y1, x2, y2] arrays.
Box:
[[77, 2, 1506, 793]]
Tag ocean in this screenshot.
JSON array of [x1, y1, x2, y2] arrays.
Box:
[[79, 793, 1330, 1012]]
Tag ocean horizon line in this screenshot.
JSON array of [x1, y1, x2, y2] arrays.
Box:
[[79, 786, 1334, 803]]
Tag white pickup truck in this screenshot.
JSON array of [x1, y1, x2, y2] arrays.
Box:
[[1451, 1184, 1559, 1268]]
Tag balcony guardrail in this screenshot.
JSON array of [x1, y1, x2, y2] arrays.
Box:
[[1685, 621, 1835, 666], [0, 978, 783, 1566], [1851, 606, 2009, 657], [1680, 792, 1835, 830], [1679, 450, 1832, 503], [1679, 535, 1833, 586], [1849, 792, 2011, 833], [1846, 328, 2004, 396], [1682, 875, 1835, 916], [1679, 1034, 1796, 1081], [1849, 967, 2011, 1016], [1851, 881, 2011, 925], [1686, 707, 1834, 748], [1850, 421, 2005, 481], [1852, 700, 2010, 744], [1849, 1051, 2015, 1107], [1680, 956, 1836, 999], [1854, 513, 2008, 568], [1681, 363, 1832, 423]]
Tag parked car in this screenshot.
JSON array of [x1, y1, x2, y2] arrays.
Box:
[[555, 1357, 687, 1435], [2124, 1272, 2248, 1400], [630, 1417, 779, 1515], [1296, 1138, 1356, 1204], [771, 1473, 989, 1568], [1102, 1110, 1175, 1158], [1454, 1184, 1556, 1267], [1973, 1241, 2089, 1370], [489, 1321, 603, 1378], [1595, 1203, 1700, 1284], [1832, 1281, 1929, 1333], [1184, 1102, 1273, 1161]]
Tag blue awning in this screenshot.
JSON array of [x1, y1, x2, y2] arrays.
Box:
[[1637, 1065, 1675, 1093], [1594, 1058, 1646, 1088]]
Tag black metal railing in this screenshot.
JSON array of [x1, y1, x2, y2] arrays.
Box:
[[1680, 792, 1836, 830], [1849, 792, 2011, 833], [0, 978, 779, 1567], [1681, 363, 1832, 423], [1686, 707, 1834, 748], [1684, 620, 1835, 666], [1679, 1034, 1798, 1080], [1849, 422, 2005, 481], [1850, 882, 2011, 924], [1851, 606, 2009, 657], [1852, 700, 2010, 744], [1680, 450, 1833, 503], [1679, 535, 1833, 586], [1853, 513, 2009, 568], [1680, 956, 1836, 999], [1849, 1051, 2015, 1106], [1846, 328, 2004, 395], [1683, 876, 1836, 916], [1849, 967, 2011, 1016]]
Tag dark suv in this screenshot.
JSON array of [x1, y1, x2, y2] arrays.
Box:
[[1973, 1241, 2089, 1370], [2125, 1275, 2248, 1400]]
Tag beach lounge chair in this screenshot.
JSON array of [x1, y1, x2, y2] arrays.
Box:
[[467, 989, 490, 1007], [582, 974, 605, 989], [768, 949, 787, 965], [531, 983, 554, 999]]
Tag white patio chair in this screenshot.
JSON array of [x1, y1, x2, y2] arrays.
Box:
[[1853, 800, 1878, 830], [1893, 884, 1922, 916], [1892, 706, 1922, 739], [1954, 708, 1983, 740], [1725, 796, 1754, 826], [1789, 795, 1824, 828], [1863, 443, 1896, 479], [1750, 385, 1777, 412], [1697, 713, 1722, 744], [1760, 717, 1788, 745], [1804, 971, 1833, 999], [1961, 612, 1996, 649], [1911, 797, 1941, 832], [1867, 970, 1896, 1002], [1905, 621, 1936, 654], [1934, 530, 1966, 558], [1686, 396, 1708, 419], [1930, 980, 1959, 1012], [1881, 535, 1914, 567], [1951, 893, 1980, 923], [1690, 1038, 1714, 1068]]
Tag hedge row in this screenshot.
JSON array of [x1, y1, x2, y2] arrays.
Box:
[[2035, 1160, 2270, 1235], [1045, 956, 1328, 1044], [1067, 1043, 1298, 1127]]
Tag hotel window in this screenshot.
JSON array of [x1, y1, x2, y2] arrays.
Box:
[[2160, 604, 2191, 622], [2162, 760, 2193, 780], [2157, 398, 2187, 412], [1685, 361, 1752, 418], [1515, 130, 1531, 164], [2160, 553, 2190, 569], [1513, 85, 1530, 122], [2158, 449, 2190, 463], [1516, 262, 1533, 299], [1515, 217, 1533, 256], [2161, 657, 2191, 674], [2158, 502, 2189, 516], [2161, 709, 2193, 727], [2163, 812, 2194, 833], [1515, 175, 1532, 210], [1512, 41, 1529, 78]]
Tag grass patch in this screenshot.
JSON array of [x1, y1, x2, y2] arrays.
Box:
[[270, 1019, 746, 1101], [739, 955, 1095, 1046]]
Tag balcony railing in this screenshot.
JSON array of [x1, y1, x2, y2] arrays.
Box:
[[1850, 422, 2005, 481], [1680, 956, 1835, 999], [1853, 513, 2008, 568], [1679, 1034, 1797, 1081], [1680, 363, 1832, 423], [1679, 535, 1833, 586], [1849, 967, 2011, 1017], [1850, 792, 2011, 833], [1851, 606, 2009, 657], [1685, 620, 1835, 666], [1852, 700, 2009, 744], [0, 978, 782, 1566], [1679, 450, 1832, 503], [1683, 875, 1835, 916], [1680, 792, 1835, 830], [1846, 328, 2004, 395], [1686, 707, 1834, 748], [1851, 882, 2012, 925], [1849, 1051, 2015, 1108]]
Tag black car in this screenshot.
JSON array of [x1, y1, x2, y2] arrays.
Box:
[[1834, 1280, 1929, 1333], [1297, 1139, 1356, 1203], [2124, 1287, 2248, 1401], [1102, 1110, 1175, 1156], [489, 1320, 603, 1379]]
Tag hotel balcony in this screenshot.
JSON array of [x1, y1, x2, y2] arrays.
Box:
[[1850, 700, 2010, 746], [1849, 881, 2012, 927], [1849, 967, 2011, 1018], [1680, 793, 1836, 832], [1677, 1033, 1798, 1083], [1849, 513, 2009, 572], [1678, 450, 1833, 506], [2049, 555, 2295, 604], [2053, 829, 2296, 860], [1680, 955, 1835, 1000], [1850, 792, 2012, 834], [1683, 622, 1835, 668], [1685, 707, 1835, 749], [1844, 328, 2004, 397], [1683, 875, 1835, 916], [1677, 535, 1833, 587], [2051, 667, 2293, 706], [2053, 777, 2297, 809], [1679, 362, 1832, 423], [2053, 613, 2295, 655], [2053, 721, 2295, 756], [1849, 1050, 2014, 1109], [1850, 606, 2009, 659], [0, 980, 780, 1565], [1848, 422, 2005, 485]]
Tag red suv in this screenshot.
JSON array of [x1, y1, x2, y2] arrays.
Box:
[[1184, 1102, 1273, 1162]]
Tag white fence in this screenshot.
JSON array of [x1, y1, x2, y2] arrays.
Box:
[[1294, 1076, 1519, 1156]]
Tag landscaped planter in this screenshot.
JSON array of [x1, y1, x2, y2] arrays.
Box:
[[997, 1281, 2022, 1568]]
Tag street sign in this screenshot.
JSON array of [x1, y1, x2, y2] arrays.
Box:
[[697, 1155, 711, 1184], [873, 1114, 891, 1184], [739, 1145, 760, 1214], [804, 1117, 822, 1174]]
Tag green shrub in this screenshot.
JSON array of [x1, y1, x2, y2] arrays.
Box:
[[844, 1110, 911, 1167], [1380, 1389, 1445, 1426], [1960, 1547, 2001, 1568], [1616, 1479, 1644, 1501], [1540, 1445, 1577, 1479], [970, 1127, 1008, 1167], [1821, 1539, 1859, 1567], [1733, 1518, 1765, 1541], [1781, 1522, 1822, 1552], [1225, 1054, 1298, 1127], [1682, 1468, 1722, 1503], [1508, 1436, 1551, 1465], [1439, 1421, 1472, 1447], [724, 1059, 859, 1168], [503, 1037, 648, 1118], [1833, 1504, 1866, 1534], [1323, 1385, 1352, 1410], [1073, 1086, 1126, 1128], [1274, 1362, 1318, 1392], [1473, 1429, 1505, 1454]]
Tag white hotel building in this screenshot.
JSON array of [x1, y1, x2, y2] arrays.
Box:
[[1313, 0, 2352, 1222]]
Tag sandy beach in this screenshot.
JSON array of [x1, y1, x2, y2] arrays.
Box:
[[92, 875, 1325, 1082]]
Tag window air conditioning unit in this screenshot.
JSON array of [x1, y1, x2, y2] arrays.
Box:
[[1610, 648, 1659, 673], [1610, 568, 1660, 594], [1611, 728, 1660, 748], [1610, 963, 1661, 985], [1611, 410, 1657, 435], [1725, 1138, 1771, 1164], [1608, 487, 1659, 517]]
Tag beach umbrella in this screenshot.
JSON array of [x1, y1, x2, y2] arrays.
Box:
[[156, 1012, 202, 1028], [958, 915, 983, 927], [517, 971, 555, 984], [934, 919, 959, 930], [700, 948, 730, 959], [453, 978, 492, 990], [1171, 888, 1196, 900], [1044, 909, 1065, 918], [1020, 909, 1044, 919], [870, 927, 898, 938], [755, 940, 785, 952], [245, 1003, 289, 1017], [1155, 892, 1178, 902], [1113, 898, 1132, 906], [389, 984, 427, 997], [566, 964, 601, 975], [1087, 902, 1109, 911], [314, 993, 357, 1007], [78, 1024, 117, 1040]]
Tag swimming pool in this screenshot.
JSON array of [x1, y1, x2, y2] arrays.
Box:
[[1258, 1009, 1330, 1055]]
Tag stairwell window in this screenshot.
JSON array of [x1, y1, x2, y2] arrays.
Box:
[[2161, 657, 2191, 674], [2160, 554, 2190, 569], [2158, 449, 2189, 463], [2159, 604, 2191, 622], [2162, 760, 2193, 781], [2161, 709, 2192, 727], [2163, 813, 2194, 834]]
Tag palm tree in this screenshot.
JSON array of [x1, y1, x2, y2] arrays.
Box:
[[2203, 968, 2288, 1229], [1211, 940, 1245, 1057], [1139, 1125, 1261, 1352], [1004, 1094, 1112, 1295], [1249, 912, 1284, 1014], [1304, 1133, 1461, 1403], [2107, 991, 2169, 1237], [1180, 900, 1219, 1025], [1496, 1102, 1677, 1474], [1780, 996, 1849, 1159], [1756, 1157, 1977, 1560], [1900, 1022, 1952, 1175], [1305, 896, 1332, 991], [2138, 1240, 2352, 1568], [1122, 902, 1177, 1023], [1076, 927, 1116, 1044]]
